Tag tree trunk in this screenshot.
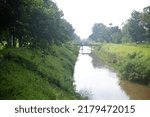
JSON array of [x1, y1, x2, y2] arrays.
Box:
[[12, 27, 16, 47], [18, 36, 23, 47], [7, 33, 11, 48]]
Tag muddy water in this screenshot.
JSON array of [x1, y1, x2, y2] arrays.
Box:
[[73, 46, 150, 100]]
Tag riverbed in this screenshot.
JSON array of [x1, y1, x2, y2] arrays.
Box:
[[73, 46, 150, 100]]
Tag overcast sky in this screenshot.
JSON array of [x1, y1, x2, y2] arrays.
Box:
[[53, 0, 149, 39]]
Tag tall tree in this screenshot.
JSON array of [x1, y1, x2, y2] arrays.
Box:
[[89, 23, 110, 42], [0, 0, 75, 49], [141, 6, 150, 42], [121, 22, 132, 43], [0, 0, 23, 47], [128, 10, 146, 42]]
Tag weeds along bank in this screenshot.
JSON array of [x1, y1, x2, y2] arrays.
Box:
[[94, 44, 150, 87], [0, 44, 80, 99]]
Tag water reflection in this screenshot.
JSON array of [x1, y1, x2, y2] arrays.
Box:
[[90, 53, 105, 68], [74, 46, 129, 100], [74, 46, 150, 100]]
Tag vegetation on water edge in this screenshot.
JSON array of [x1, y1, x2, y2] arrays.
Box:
[[94, 43, 150, 87], [0, 44, 82, 99]]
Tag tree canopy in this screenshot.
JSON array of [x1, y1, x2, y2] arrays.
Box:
[[89, 6, 150, 43], [89, 23, 122, 43], [0, 0, 75, 48]]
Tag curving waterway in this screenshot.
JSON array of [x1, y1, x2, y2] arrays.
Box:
[[73, 46, 150, 100]]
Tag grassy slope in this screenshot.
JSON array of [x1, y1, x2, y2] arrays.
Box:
[[94, 43, 150, 86], [0, 44, 81, 99]]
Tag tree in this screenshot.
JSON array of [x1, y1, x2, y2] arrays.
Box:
[[121, 21, 132, 43], [128, 11, 146, 42], [72, 33, 81, 43], [141, 6, 150, 42], [0, 0, 24, 47], [89, 23, 122, 43], [0, 0, 75, 49], [109, 26, 122, 43], [89, 23, 110, 42], [112, 32, 122, 43]]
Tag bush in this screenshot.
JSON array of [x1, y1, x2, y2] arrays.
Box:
[[95, 43, 150, 86]]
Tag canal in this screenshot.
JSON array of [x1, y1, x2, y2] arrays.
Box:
[[73, 46, 150, 100]]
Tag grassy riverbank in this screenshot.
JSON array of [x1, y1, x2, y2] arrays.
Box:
[[94, 43, 150, 87], [0, 44, 81, 99]]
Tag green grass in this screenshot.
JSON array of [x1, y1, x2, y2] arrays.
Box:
[[94, 43, 150, 86], [0, 44, 81, 99]]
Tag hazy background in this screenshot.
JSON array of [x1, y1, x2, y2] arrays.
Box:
[[53, 0, 149, 39]]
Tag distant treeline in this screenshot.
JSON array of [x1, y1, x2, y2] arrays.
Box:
[[89, 6, 150, 43], [0, 0, 79, 49]]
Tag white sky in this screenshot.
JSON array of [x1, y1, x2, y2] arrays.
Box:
[[53, 0, 150, 39]]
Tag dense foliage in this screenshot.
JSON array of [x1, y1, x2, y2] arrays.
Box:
[[0, 0, 83, 99], [89, 23, 122, 43], [89, 6, 150, 43], [0, 0, 75, 48]]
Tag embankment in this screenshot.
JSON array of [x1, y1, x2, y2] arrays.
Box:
[[0, 44, 81, 99], [94, 43, 150, 87]]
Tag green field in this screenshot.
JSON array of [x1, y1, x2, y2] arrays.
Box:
[[0, 44, 81, 99], [94, 43, 150, 86]]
